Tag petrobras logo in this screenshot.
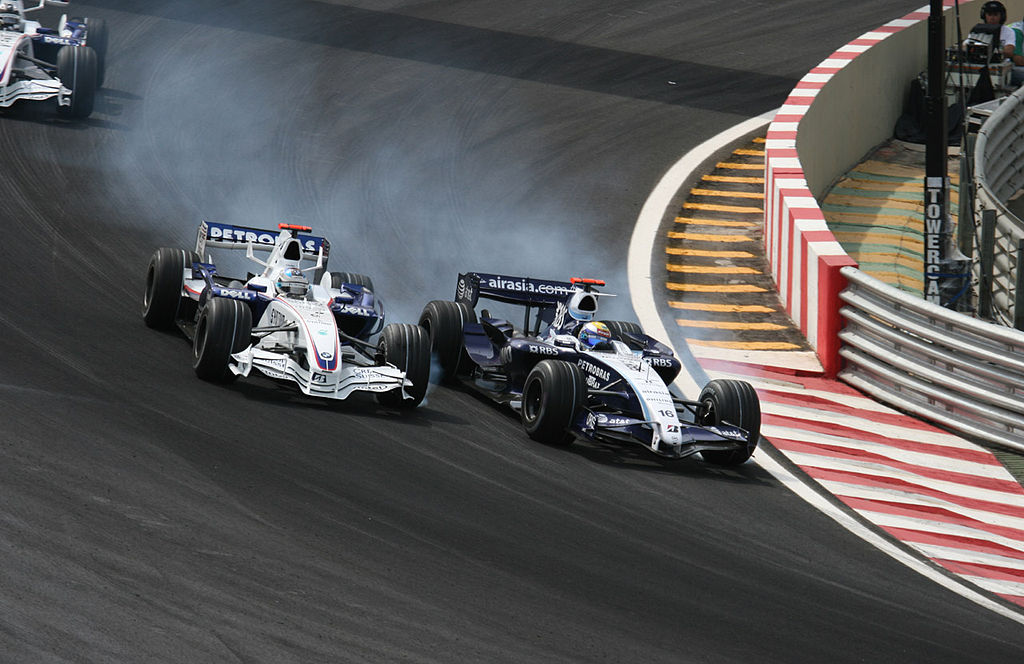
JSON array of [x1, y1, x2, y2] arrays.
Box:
[[526, 344, 558, 356], [208, 224, 277, 245], [577, 358, 610, 382], [207, 223, 321, 253], [484, 276, 571, 296]]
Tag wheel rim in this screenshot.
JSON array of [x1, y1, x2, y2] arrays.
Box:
[[699, 397, 717, 427], [194, 315, 208, 360], [523, 378, 542, 425], [143, 264, 156, 311]]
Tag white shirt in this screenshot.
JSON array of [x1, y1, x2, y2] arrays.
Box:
[[963, 24, 1017, 58]]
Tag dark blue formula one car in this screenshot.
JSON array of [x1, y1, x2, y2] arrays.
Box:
[[419, 272, 761, 465]]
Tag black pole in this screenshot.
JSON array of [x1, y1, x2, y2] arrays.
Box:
[[926, 0, 947, 177], [923, 0, 948, 305]]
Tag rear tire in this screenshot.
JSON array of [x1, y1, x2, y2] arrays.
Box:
[[376, 323, 431, 409], [419, 300, 476, 380], [193, 298, 252, 382], [143, 248, 199, 330], [85, 17, 108, 87], [56, 45, 97, 119], [520, 360, 586, 446], [698, 379, 761, 466], [331, 271, 374, 292]]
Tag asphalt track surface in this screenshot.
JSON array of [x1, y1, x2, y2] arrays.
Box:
[[3, 1, 1024, 661]]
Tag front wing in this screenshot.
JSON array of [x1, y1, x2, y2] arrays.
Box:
[[231, 347, 413, 401], [579, 410, 751, 459], [0, 78, 67, 107]]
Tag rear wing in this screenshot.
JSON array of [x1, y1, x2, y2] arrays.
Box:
[[455, 272, 577, 309], [195, 221, 330, 263]]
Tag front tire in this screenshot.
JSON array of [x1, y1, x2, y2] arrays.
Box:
[[697, 379, 761, 466], [85, 17, 109, 87], [419, 300, 476, 380], [56, 45, 98, 119], [143, 248, 199, 330], [193, 298, 252, 383], [603, 320, 643, 341], [376, 323, 431, 409], [520, 360, 586, 446]]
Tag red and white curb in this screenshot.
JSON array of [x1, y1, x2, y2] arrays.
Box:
[[715, 363, 1024, 610]]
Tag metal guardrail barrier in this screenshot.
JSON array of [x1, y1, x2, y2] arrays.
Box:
[[833, 83, 1024, 455], [974, 85, 1024, 324], [837, 267, 1024, 453]]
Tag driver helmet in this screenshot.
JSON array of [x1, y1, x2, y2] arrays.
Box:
[[275, 267, 309, 297], [578, 321, 611, 349], [0, 3, 22, 31], [982, 1, 1007, 23]]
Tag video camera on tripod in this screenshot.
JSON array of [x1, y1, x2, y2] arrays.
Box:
[[962, 22, 1004, 63]]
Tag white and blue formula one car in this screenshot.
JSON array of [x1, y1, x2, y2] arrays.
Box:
[[0, 1, 107, 119], [143, 221, 431, 409], [420, 273, 761, 464]]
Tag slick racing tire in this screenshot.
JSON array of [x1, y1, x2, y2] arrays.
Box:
[[84, 18, 109, 87], [143, 248, 200, 330], [376, 323, 431, 409], [330, 272, 375, 292], [193, 298, 252, 383], [603, 320, 643, 341], [56, 45, 98, 119], [697, 379, 761, 466], [520, 359, 586, 447], [419, 300, 476, 381]]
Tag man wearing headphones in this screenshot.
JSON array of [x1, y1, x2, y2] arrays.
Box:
[[979, 1, 1018, 61]]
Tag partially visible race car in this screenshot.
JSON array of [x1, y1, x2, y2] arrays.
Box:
[[0, 1, 107, 119], [26, 1, 108, 86], [143, 221, 431, 409], [419, 273, 761, 465]]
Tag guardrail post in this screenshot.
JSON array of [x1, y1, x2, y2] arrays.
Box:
[[979, 208, 996, 320], [1016, 238, 1024, 331]]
